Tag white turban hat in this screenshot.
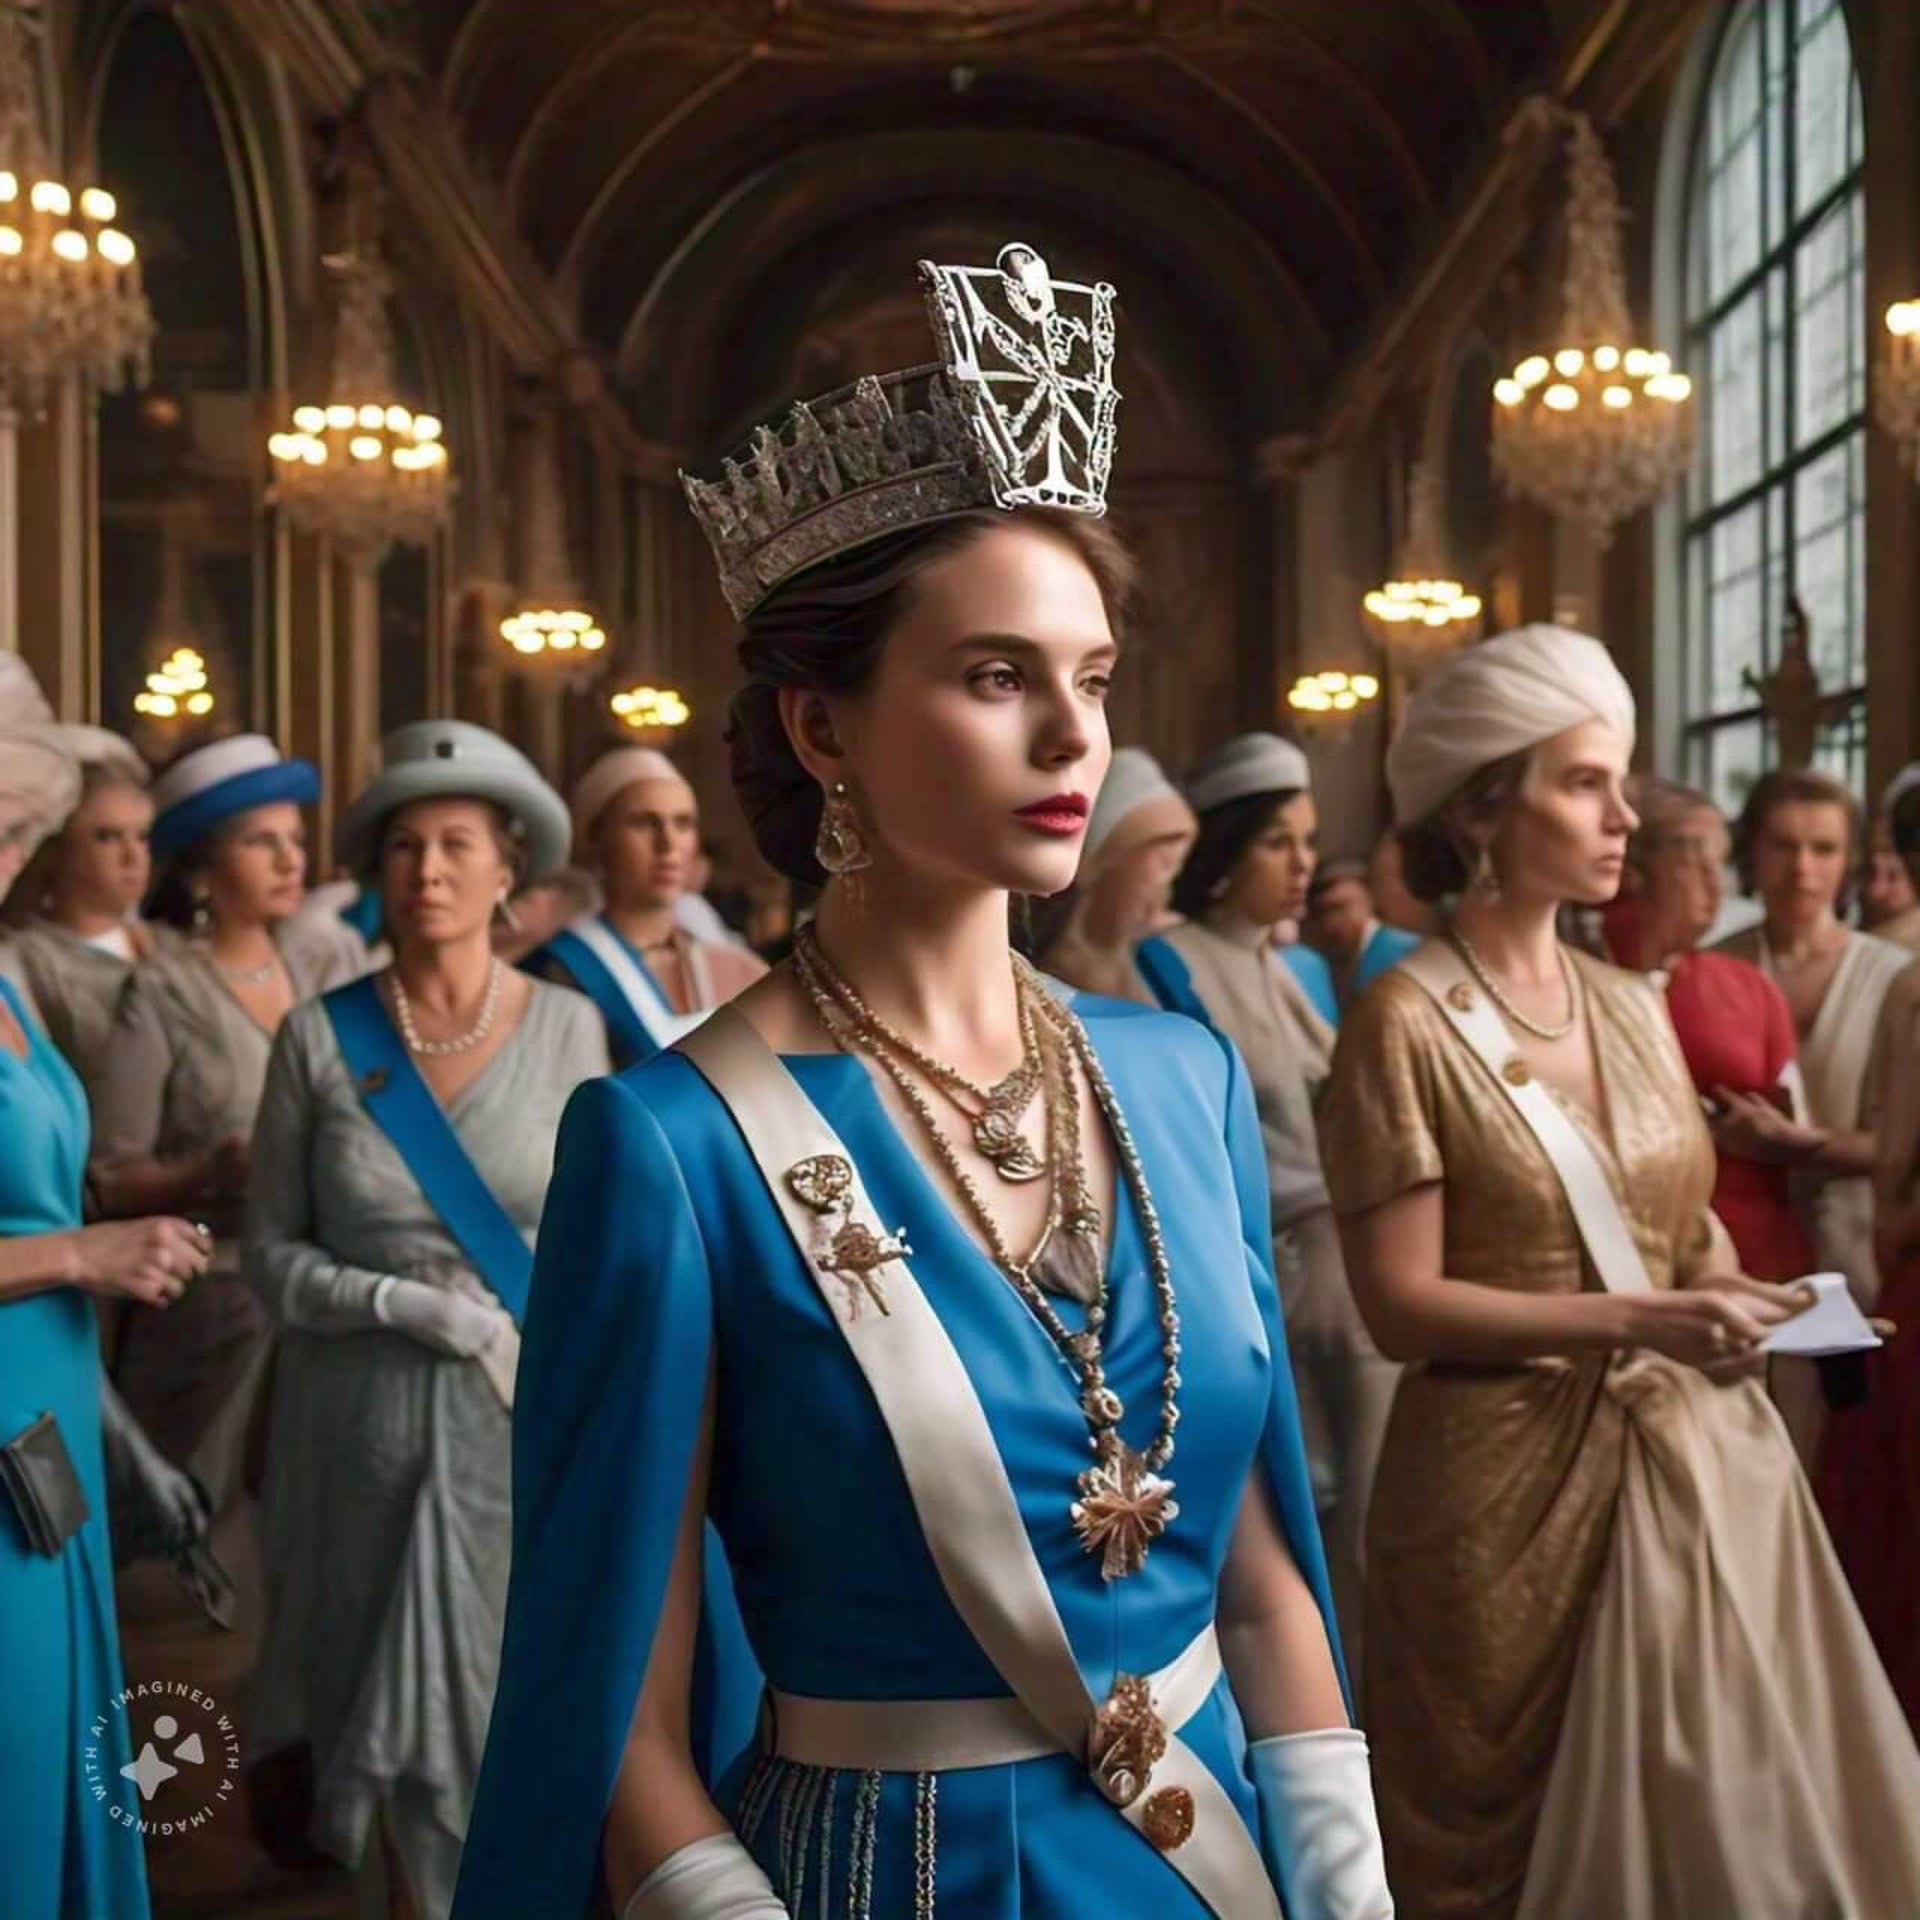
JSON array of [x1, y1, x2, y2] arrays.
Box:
[[571, 747, 692, 850], [1183, 732, 1312, 814], [1084, 748, 1194, 872], [1387, 625, 1635, 826]]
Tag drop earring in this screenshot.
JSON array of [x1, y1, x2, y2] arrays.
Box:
[[493, 891, 521, 933], [814, 780, 873, 880], [190, 889, 211, 935]]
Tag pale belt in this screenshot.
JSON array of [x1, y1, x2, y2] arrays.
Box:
[[767, 1623, 1221, 1774]]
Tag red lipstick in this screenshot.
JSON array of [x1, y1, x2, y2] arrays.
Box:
[[1015, 792, 1090, 837]]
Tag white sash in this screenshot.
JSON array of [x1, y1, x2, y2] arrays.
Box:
[[1400, 940, 1651, 1296], [569, 914, 707, 1049], [676, 1007, 1281, 1920]]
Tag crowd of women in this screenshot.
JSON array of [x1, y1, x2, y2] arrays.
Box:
[[5, 239, 1920, 1920]]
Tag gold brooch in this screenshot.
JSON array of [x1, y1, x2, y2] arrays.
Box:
[[1446, 982, 1475, 1013], [785, 1154, 853, 1214], [1071, 1442, 1179, 1582], [355, 1066, 389, 1096], [784, 1153, 907, 1320], [1141, 1784, 1195, 1852], [1087, 1673, 1166, 1809]]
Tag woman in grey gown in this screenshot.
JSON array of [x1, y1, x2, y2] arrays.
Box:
[[88, 735, 359, 1509], [245, 721, 607, 1920]]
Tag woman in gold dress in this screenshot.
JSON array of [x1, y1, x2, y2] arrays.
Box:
[[1317, 624, 1920, 1920]]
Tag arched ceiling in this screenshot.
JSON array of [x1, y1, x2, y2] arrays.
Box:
[[404, 0, 1558, 446]]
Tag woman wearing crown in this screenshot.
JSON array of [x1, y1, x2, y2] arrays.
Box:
[[453, 246, 1391, 1920]]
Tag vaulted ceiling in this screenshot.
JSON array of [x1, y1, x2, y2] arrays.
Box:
[[398, 0, 1562, 449]]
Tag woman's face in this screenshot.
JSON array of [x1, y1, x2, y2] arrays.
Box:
[[598, 777, 699, 910], [203, 801, 306, 928], [55, 780, 152, 918], [380, 797, 515, 951], [1752, 799, 1852, 929], [1490, 719, 1637, 906], [1085, 828, 1194, 943], [1641, 806, 1729, 951], [1862, 822, 1915, 927], [1222, 793, 1320, 928], [808, 522, 1115, 901]]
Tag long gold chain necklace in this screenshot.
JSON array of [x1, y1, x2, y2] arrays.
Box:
[[789, 930, 1182, 1580], [797, 922, 1045, 1182]]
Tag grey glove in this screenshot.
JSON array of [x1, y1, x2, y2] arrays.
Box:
[[372, 1276, 508, 1359], [622, 1835, 790, 1919], [99, 1378, 211, 1566]]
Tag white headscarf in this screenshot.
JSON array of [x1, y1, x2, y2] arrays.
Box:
[[1183, 732, 1312, 814], [1085, 748, 1193, 873], [572, 747, 691, 849], [1387, 624, 1635, 825]]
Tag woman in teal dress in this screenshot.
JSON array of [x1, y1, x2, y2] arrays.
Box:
[[456, 243, 1392, 1920], [0, 656, 213, 1920]]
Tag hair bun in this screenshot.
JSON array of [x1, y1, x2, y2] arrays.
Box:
[[727, 681, 826, 886]]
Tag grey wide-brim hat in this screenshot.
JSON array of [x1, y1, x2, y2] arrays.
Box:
[[334, 720, 571, 881]]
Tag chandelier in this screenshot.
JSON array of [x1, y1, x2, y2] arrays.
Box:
[[1492, 109, 1694, 544], [0, 7, 151, 420], [1364, 463, 1482, 658], [133, 645, 213, 722], [267, 248, 449, 557], [610, 683, 691, 733], [1287, 669, 1379, 733], [1875, 300, 1920, 473], [500, 606, 607, 660]]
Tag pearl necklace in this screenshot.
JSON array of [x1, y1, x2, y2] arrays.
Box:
[[1450, 927, 1578, 1041], [392, 958, 503, 1056], [213, 953, 279, 988]]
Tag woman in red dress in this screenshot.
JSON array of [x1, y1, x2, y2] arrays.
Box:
[[1602, 778, 1823, 1281], [1820, 785, 1920, 1734]]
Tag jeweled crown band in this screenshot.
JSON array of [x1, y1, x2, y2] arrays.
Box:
[[681, 241, 1121, 621]]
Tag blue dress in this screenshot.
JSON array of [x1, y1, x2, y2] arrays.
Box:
[[453, 992, 1341, 1918], [0, 976, 150, 1919]]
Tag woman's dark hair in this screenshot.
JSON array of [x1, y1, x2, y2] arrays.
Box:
[[728, 507, 1137, 885], [147, 840, 214, 930], [1731, 766, 1865, 903], [1395, 747, 1535, 904], [1891, 781, 1920, 882], [1169, 789, 1301, 920]]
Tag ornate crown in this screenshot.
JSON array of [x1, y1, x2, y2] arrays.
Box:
[[683, 241, 1120, 620]]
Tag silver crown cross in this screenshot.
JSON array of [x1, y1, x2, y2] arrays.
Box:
[[681, 240, 1120, 620], [920, 242, 1119, 515]]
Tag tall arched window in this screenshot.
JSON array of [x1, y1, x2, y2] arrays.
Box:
[[1680, 0, 1864, 808]]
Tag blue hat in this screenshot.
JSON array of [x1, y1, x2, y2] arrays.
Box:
[[149, 735, 320, 863], [333, 721, 570, 881]]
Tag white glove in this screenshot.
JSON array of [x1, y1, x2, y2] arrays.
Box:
[[622, 1834, 789, 1919], [372, 1276, 507, 1359], [1249, 1727, 1395, 1919]]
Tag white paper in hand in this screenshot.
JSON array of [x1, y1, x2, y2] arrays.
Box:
[[1760, 1271, 1883, 1358]]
